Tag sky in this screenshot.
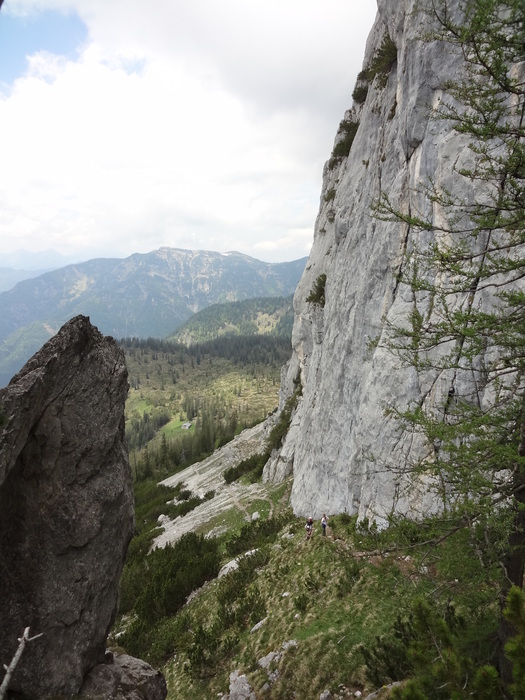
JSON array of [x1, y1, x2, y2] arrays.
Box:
[[0, 0, 377, 268]]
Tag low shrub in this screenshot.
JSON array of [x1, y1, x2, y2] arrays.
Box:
[[328, 118, 360, 169], [363, 598, 500, 698], [225, 514, 289, 557], [306, 273, 327, 308], [365, 33, 397, 87], [185, 620, 230, 678], [267, 392, 300, 452], [217, 585, 266, 630], [333, 121, 359, 158], [185, 548, 271, 678], [124, 527, 162, 567], [119, 531, 221, 661], [295, 592, 309, 612], [360, 612, 415, 687], [352, 83, 369, 104], [223, 451, 270, 484], [336, 558, 361, 598], [123, 480, 208, 575], [324, 187, 336, 202], [149, 612, 193, 665], [134, 532, 220, 623], [217, 548, 270, 606]]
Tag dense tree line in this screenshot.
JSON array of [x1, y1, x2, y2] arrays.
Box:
[[129, 406, 259, 482], [125, 408, 171, 451], [189, 334, 291, 366], [120, 333, 291, 368]]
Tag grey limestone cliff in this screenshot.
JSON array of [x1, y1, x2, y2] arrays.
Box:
[[264, 0, 514, 522]]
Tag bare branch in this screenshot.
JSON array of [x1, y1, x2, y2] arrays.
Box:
[[0, 628, 43, 700]]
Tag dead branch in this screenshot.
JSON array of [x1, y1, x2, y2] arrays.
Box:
[[0, 627, 43, 700]]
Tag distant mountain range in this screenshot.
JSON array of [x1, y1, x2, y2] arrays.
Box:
[[1, 248, 82, 273], [0, 267, 54, 292], [0, 247, 306, 386]]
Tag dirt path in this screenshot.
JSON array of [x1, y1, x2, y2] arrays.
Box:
[[227, 484, 250, 518]]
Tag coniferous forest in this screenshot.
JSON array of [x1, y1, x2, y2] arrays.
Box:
[[120, 334, 290, 481]]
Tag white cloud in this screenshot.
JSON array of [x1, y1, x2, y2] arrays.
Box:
[[0, 0, 377, 263]]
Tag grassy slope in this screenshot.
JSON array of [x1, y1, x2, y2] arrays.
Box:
[[112, 474, 500, 700], [116, 333, 503, 699], [161, 519, 409, 698]]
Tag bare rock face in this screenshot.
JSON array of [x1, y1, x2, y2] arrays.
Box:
[[155, 420, 274, 548], [264, 0, 512, 523], [0, 316, 135, 699]]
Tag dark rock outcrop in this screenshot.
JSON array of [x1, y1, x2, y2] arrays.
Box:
[[78, 652, 168, 700], [0, 316, 135, 699]]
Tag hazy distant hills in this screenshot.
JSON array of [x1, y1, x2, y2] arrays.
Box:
[[0, 247, 305, 386], [1, 248, 82, 274], [0, 267, 54, 292]]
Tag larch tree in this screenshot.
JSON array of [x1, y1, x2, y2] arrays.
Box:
[[375, 0, 525, 684]]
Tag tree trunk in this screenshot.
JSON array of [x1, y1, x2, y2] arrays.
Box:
[[499, 398, 525, 688]]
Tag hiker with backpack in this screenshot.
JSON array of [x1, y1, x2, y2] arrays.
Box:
[[305, 516, 314, 540]]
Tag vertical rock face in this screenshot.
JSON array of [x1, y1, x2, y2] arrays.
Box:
[[0, 315, 134, 699], [265, 0, 500, 521]]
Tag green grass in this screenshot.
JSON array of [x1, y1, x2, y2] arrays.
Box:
[[245, 498, 272, 520], [126, 398, 154, 414], [130, 508, 502, 700], [114, 335, 504, 698], [160, 419, 194, 437], [192, 506, 249, 549]]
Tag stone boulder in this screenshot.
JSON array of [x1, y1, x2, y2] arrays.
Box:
[[0, 316, 135, 699], [78, 652, 167, 700]]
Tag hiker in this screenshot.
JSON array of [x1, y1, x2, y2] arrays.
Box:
[[321, 513, 328, 536], [305, 516, 313, 540]]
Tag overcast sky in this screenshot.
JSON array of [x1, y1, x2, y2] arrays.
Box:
[[0, 0, 377, 267]]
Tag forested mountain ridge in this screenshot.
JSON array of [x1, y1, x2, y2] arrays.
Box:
[[169, 296, 294, 345], [0, 248, 305, 386]]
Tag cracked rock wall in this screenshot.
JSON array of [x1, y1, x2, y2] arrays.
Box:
[[264, 0, 488, 522]]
